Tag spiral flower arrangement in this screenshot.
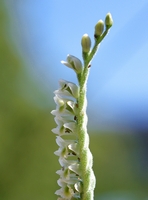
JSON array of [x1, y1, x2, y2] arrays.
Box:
[[51, 13, 113, 200]]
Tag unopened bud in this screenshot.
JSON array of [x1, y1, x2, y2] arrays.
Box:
[[94, 20, 104, 37], [81, 34, 91, 53], [105, 13, 113, 29]]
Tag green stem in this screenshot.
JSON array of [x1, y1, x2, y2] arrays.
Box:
[[77, 63, 94, 200], [77, 27, 110, 200]]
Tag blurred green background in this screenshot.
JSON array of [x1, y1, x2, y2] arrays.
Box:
[[0, 1, 148, 200]]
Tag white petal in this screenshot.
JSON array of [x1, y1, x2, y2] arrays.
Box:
[[61, 55, 83, 74], [74, 181, 83, 193], [54, 89, 75, 101], [56, 136, 74, 146], [68, 142, 79, 156], [58, 79, 79, 99], [55, 136, 66, 147], [55, 184, 74, 199], [54, 95, 65, 107], [67, 82, 79, 99], [67, 54, 83, 74], [66, 101, 78, 115], [59, 157, 76, 168], [63, 122, 77, 134], [55, 115, 76, 125], [56, 168, 70, 180], [61, 60, 73, 69], [68, 163, 81, 176], [54, 147, 68, 158]]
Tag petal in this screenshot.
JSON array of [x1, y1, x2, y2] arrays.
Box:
[[51, 117, 65, 135], [58, 79, 79, 99], [61, 60, 73, 69], [66, 101, 78, 115], [54, 89, 75, 101], [67, 82, 79, 99], [52, 96, 76, 117], [68, 163, 81, 176], [59, 157, 76, 168], [54, 147, 68, 158], [68, 142, 79, 156], [54, 95, 65, 107], [74, 181, 83, 193], [63, 122, 77, 135], [67, 54, 83, 74], [61, 54, 83, 74], [56, 168, 70, 180], [55, 185, 74, 199], [55, 115, 76, 125], [56, 136, 76, 148], [51, 108, 73, 117]]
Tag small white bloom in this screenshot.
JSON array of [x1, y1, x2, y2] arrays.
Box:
[[51, 117, 65, 135], [61, 54, 83, 74], [63, 122, 78, 136], [55, 184, 74, 200], [56, 169, 79, 183], [67, 101, 78, 115], [52, 117, 77, 137], [68, 163, 81, 176], [56, 168, 70, 180], [68, 142, 79, 156], [55, 136, 78, 158], [51, 96, 77, 117], [55, 79, 79, 99]]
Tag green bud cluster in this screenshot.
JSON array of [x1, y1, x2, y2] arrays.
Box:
[[81, 13, 113, 55]]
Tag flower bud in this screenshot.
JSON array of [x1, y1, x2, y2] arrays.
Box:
[[81, 34, 91, 53], [61, 55, 83, 74], [94, 20, 104, 37], [105, 13, 113, 29]]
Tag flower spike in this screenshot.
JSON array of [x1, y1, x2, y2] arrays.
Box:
[[51, 12, 113, 200]]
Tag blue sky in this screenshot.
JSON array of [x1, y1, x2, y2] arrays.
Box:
[[8, 0, 148, 131]]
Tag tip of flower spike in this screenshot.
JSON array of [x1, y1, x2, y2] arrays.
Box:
[[105, 12, 113, 29]]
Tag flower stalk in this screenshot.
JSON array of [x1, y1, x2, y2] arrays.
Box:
[[51, 12, 113, 200]]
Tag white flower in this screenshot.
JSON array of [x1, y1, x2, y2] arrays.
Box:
[[55, 182, 74, 200], [51, 94, 79, 119], [51, 78, 82, 199], [54, 136, 77, 158], [54, 79, 79, 99], [52, 118, 77, 136], [54, 136, 80, 159], [68, 163, 81, 176], [61, 54, 83, 74], [56, 179, 81, 199], [51, 96, 77, 117]]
